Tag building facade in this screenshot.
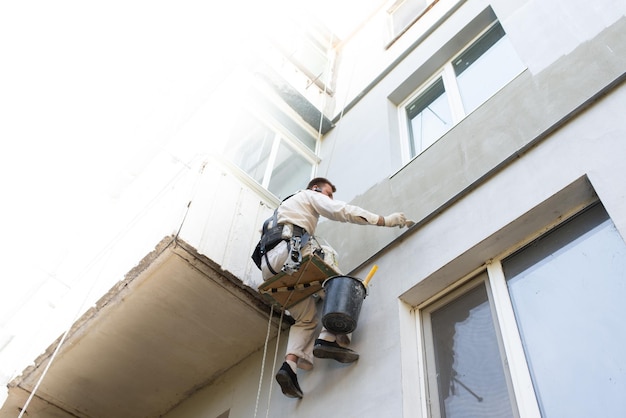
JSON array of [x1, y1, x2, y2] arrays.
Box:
[[3, 0, 626, 417]]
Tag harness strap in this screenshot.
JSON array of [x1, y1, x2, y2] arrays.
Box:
[[263, 208, 280, 275], [265, 251, 279, 275], [260, 192, 309, 275]]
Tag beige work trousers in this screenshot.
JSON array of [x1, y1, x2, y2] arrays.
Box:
[[261, 240, 349, 370]]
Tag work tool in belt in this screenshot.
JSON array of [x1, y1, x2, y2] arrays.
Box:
[[251, 193, 310, 275], [282, 225, 309, 275]]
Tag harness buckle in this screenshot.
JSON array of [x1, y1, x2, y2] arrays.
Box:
[[282, 235, 303, 274]]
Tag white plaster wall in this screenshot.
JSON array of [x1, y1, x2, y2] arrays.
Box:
[[318, 0, 488, 201], [4, 0, 624, 413], [491, 0, 626, 74], [381, 79, 626, 418], [319, 0, 496, 201], [161, 75, 626, 418], [317, 8, 626, 276], [322, 0, 626, 202], [330, 0, 473, 117], [386, 82, 626, 306], [158, 2, 626, 415]]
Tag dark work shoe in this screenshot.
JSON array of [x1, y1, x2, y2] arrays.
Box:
[[313, 339, 359, 363], [275, 362, 303, 399]]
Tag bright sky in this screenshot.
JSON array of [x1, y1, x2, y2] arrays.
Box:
[[0, 0, 384, 404]]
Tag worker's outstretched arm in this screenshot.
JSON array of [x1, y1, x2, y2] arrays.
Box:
[[308, 190, 407, 228]]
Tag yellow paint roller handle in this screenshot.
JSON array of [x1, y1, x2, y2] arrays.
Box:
[[363, 265, 378, 287]]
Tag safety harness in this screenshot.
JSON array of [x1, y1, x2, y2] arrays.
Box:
[[281, 224, 309, 275], [251, 194, 310, 275]]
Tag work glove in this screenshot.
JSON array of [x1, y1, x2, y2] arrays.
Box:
[[384, 212, 407, 228]]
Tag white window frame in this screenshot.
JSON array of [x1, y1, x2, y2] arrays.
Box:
[[414, 263, 543, 418], [223, 80, 322, 201], [246, 105, 321, 167], [398, 64, 464, 161], [398, 22, 525, 163], [420, 276, 508, 418], [269, 17, 337, 95], [233, 107, 320, 198], [485, 261, 541, 418], [408, 201, 612, 418], [386, 0, 438, 43]]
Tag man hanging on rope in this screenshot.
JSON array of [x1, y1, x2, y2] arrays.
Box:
[[252, 177, 407, 399]]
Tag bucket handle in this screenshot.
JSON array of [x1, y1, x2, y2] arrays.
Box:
[[363, 265, 378, 287]]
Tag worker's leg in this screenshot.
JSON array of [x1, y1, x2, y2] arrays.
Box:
[[314, 328, 359, 363], [319, 329, 351, 347], [261, 241, 289, 280], [264, 243, 318, 398], [276, 295, 320, 398], [284, 295, 319, 370]]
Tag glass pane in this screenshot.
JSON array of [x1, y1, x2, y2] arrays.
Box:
[[267, 140, 312, 200], [406, 78, 452, 157], [292, 39, 328, 80], [454, 24, 525, 114], [389, 0, 427, 35], [227, 115, 275, 185], [430, 283, 515, 418], [252, 92, 318, 152], [272, 19, 333, 87], [504, 204, 626, 417]]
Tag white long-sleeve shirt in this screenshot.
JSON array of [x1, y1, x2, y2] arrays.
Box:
[[276, 189, 379, 235]]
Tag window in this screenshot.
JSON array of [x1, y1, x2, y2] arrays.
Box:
[[401, 23, 525, 159], [226, 110, 318, 200], [270, 18, 336, 93], [405, 78, 453, 157], [503, 204, 626, 417], [387, 0, 432, 40], [453, 24, 525, 115], [422, 275, 517, 418], [420, 203, 626, 417]]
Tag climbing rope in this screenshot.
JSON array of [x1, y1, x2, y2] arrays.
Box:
[[17, 155, 205, 417], [254, 249, 315, 416], [265, 308, 285, 418], [253, 277, 302, 417], [17, 248, 115, 418], [253, 303, 274, 417], [256, 27, 338, 418]]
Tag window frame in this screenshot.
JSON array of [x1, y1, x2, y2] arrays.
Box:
[[385, 0, 439, 45], [415, 264, 542, 418], [224, 86, 322, 201], [398, 66, 462, 160], [238, 108, 320, 198], [397, 21, 525, 162], [269, 17, 337, 95], [398, 176, 605, 418], [419, 271, 523, 418], [411, 201, 624, 418]]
